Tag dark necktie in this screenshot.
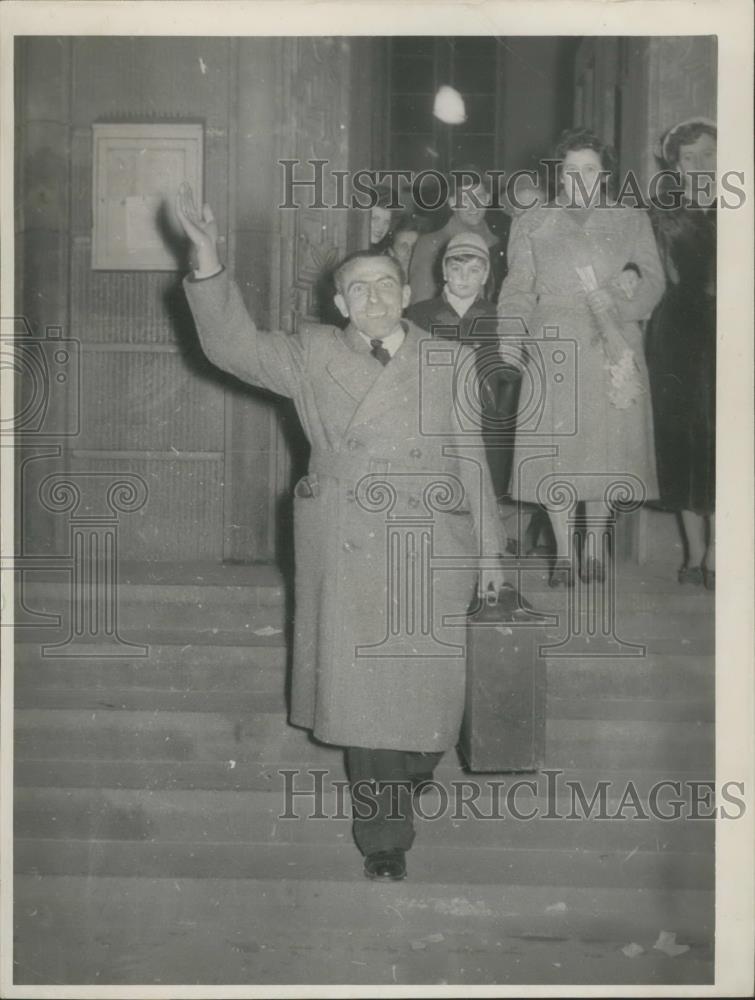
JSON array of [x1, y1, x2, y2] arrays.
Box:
[[370, 338, 391, 366]]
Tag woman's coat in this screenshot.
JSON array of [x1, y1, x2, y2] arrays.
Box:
[[497, 203, 665, 504]]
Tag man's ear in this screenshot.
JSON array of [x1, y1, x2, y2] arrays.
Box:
[[334, 292, 349, 319], [402, 284, 412, 309]]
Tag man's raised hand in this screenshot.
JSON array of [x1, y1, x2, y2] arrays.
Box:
[[175, 182, 222, 277]]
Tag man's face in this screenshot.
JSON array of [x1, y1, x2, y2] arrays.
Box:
[[452, 184, 491, 227], [443, 255, 488, 300], [334, 256, 411, 340], [390, 230, 419, 272]]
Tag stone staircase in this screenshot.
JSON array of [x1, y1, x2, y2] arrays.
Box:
[[13, 560, 715, 986]]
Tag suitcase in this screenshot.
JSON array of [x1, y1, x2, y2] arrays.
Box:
[[459, 583, 547, 772]]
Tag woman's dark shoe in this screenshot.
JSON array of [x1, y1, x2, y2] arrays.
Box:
[[549, 558, 573, 588], [504, 537, 520, 557], [411, 772, 435, 792], [364, 849, 407, 881], [678, 565, 704, 586], [524, 519, 540, 556], [580, 556, 605, 584], [702, 567, 715, 591]]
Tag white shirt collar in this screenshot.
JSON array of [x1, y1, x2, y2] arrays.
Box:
[[444, 286, 479, 318], [357, 324, 406, 357]]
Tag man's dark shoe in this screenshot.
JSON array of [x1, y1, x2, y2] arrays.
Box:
[[364, 849, 407, 881]]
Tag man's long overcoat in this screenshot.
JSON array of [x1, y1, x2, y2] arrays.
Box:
[[185, 271, 503, 751]]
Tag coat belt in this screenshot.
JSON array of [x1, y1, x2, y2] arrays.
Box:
[[302, 450, 468, 508], [308, 450, 434, 483]]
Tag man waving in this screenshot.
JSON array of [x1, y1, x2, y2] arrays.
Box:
[[176, 183, 506, 881]]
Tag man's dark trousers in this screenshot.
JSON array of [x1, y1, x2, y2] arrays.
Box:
[[346, 747, 444, 854]]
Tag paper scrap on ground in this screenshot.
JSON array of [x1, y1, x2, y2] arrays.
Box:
[[622, 942, 645, 958], [546, 901, 568, 913], [253, 625, 283, 636], [653, 930, 690, 957]]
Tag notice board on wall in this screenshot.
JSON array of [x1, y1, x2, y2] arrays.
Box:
[[92, 123, 203, 270]]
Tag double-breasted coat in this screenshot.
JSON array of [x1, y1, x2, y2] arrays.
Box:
[[496, 203, 665, 504], [184, 270, 504, 751]]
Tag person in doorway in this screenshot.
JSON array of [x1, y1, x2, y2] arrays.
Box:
[[409, 166, 510, 305], [497, 127, 665, 586], [175, 183, 506, 882], [387, 217, 423, 282], [646, 118, 717, 589], [407, 231, 522, 503], [368, 185, 396, 253]]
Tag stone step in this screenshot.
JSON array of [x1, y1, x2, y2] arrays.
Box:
[[503, 569, 716, 616], [17, 571, 713, 643], [15, 709, 715, 772], [14, 786, 716, 854], [19, 568, 285, 607], [17, 586, 712, 627], [13, 649, 714, 701], [14, 760, 716, 796], [14, 838, 712, 891], [13, 629, 714, 665], [20, 560, 713, 606], [18, 573, 716, 614], [14, 596, 288, 641], [13, 686, 714, 723], [13, 641, 286, 670], [13, 875, 714, 985]]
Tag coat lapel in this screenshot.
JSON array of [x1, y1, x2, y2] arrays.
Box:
[[325, 324, 382, 403], [346, 322, 426, 431]]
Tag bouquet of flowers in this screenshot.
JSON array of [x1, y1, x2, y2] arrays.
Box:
[[576, 264, 644, 409]]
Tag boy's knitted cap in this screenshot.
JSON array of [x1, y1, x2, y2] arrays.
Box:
[[443, 231, 490, 263]]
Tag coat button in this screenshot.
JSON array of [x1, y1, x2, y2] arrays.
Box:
[[410, 448, 422, 458], [346, 438, 361, 451]]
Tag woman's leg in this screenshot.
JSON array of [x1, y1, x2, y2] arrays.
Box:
[[545, 507, 574, 586], [582, 500, 612, 538], [704, 514, 715, 570], [582, 500, 612, 581], [547, 508, 571, 560], [680, 510, 706, 567], [702, 514, 715, 589], [677, 509, 707, 585]]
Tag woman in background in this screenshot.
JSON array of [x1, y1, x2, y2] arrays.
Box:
[[369, 186, 396, 253], [646, 118, 717, 589], [497, 127, 665, 586], [409, 166, 509, 305]]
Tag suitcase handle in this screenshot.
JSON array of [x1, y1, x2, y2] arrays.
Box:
[[480, 582, 536, 615]]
